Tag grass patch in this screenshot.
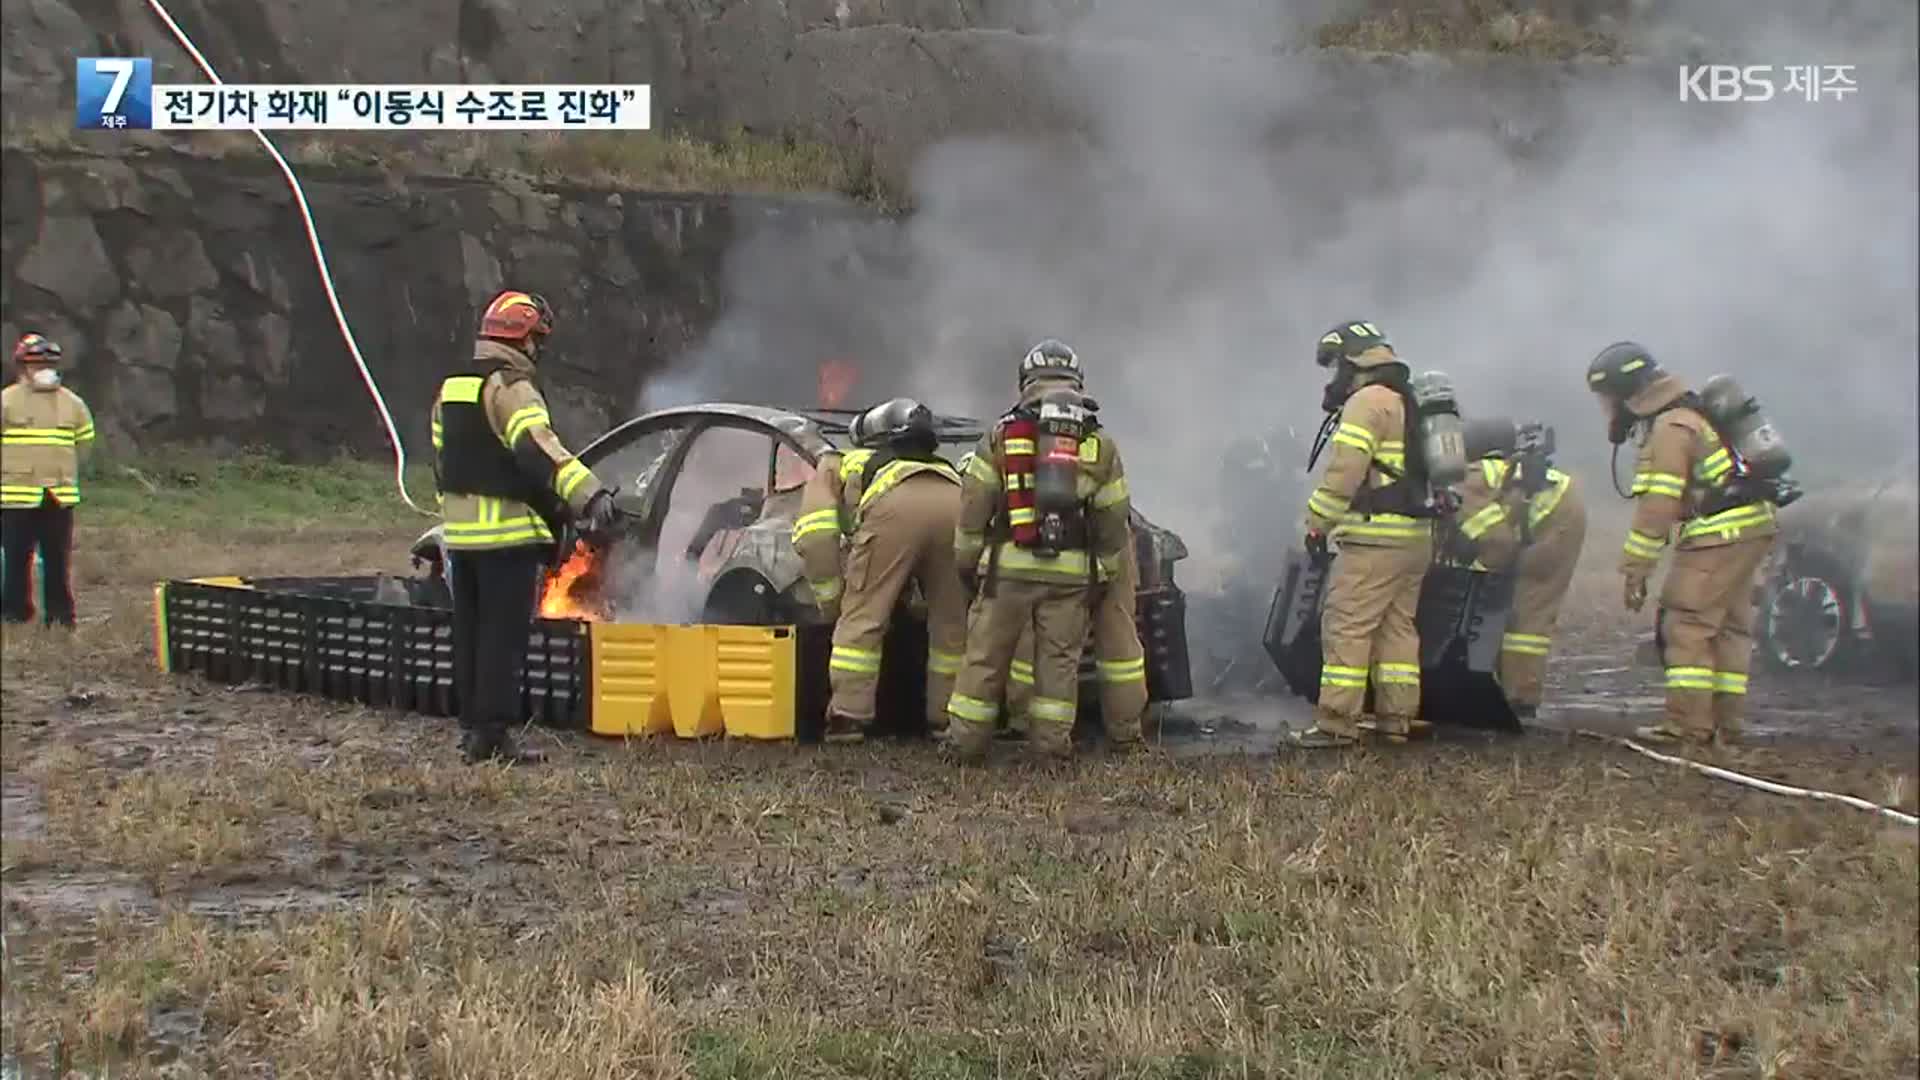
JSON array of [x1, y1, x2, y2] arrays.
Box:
[[2, 120, 897, 207], [1, 449, 1916, 1077], [79, 445, 434, 532], [1318, 2, 1627, 60]]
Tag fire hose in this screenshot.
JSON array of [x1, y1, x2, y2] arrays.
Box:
[[1575, 729, 1919, 827], [143, 0, 433, 517]]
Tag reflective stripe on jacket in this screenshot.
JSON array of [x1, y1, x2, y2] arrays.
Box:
[[1, 382, 95, 508], [1304, 383, 1428, 547], [789, 447, 961, 603], [1620, 389, 1777, 570], [431, 341, 602, 552], [955, 382, 1132, 585]]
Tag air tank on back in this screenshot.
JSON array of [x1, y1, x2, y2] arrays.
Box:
[[1409, 371, 1468, 488], [1699, 374, 1793, 480], [1462, 417, 1519, 463]]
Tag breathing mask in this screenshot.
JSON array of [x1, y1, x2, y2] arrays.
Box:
[[1319, 361, 1356, 413]]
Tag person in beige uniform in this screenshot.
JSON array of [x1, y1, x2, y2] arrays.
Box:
[[431, 290, 618, 764], [790, 397, 967, 743], [1587, 342, 1779, 746], [1004, 521, 1148, 750], [946, 340, 1132, 763], [1295, 321, 1436, 747], [1450, 419, 1588, 720], [1, 333, 95, 628]]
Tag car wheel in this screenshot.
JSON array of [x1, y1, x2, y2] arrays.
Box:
[[1760, 555, 1855, 672], [702, 572, 786, 625]]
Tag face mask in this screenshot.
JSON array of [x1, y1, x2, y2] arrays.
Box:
[[28, 368, 60, 389], [1320, 363, 1355, 413]]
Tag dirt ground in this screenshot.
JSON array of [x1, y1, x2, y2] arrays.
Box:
[[3, 461, 1916, 1078]]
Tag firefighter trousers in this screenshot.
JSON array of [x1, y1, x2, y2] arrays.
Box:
[[1318, 537, 1433, 737], [1, 500, 75, 627], [1008, 578, 1146, 744], [827, 475, 967, 731], [1498, 503, 1587, 709], [449, 546, 544, 741], [947, 578, 1094, 761], [1657, 535, 1774, 741]]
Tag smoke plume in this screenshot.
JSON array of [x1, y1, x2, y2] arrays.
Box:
[[636, 0, 1919, 594]]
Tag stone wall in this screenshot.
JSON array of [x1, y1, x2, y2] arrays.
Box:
[[4, 0, 1656, 185], [0, 147, 876, 456]]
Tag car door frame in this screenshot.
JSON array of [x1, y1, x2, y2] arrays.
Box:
[[576, 411, 824, 557]]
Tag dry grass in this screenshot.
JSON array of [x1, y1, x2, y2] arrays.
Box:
[[2, 119, 895, 207], [2, 448, 1916, 1077], [1319, 1, 1628, 60]]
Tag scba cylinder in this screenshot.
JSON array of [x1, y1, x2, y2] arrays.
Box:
[[1033, 393, 1091, 551], [1410, 372, 1468, 488], [1700, 374, 1793, 480]]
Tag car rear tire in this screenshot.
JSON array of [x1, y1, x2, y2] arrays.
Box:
[[1759, 552, 1858, 673], [702, 572, 787, 625]]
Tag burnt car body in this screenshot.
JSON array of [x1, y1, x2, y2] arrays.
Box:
[[1756, 476, 1919, 677], [410, 404, 1195, 732]]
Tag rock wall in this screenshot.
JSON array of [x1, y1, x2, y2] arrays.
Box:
[[5, 0, 1648, 183], [0, 147, 876, 456]]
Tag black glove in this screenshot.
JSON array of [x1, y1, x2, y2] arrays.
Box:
[[577, 488, 619, 545], [1304, 529, 1330, 561]]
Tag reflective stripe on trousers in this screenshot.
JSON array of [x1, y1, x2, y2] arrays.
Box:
[[1666, 667, 1749, 695], [1501, 632, 1551, 656], [830, 644, 882, 675]]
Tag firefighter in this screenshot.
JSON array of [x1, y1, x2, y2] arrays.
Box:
[[946, 339, 1132, 763], [789, 397, 967, 743], [1, 334, 95, 628], [1005, 518, 1148, 751], [1450, 419, 1589, 720], [1587, 342, 1779, 746], [431, 290, 618, 764], [1295, 321, 1437, 747]]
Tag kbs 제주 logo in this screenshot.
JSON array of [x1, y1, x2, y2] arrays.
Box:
[[76, 57, 154, 129]]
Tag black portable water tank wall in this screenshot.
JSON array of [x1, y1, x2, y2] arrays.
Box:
[[1262, 547, 1520, 731]]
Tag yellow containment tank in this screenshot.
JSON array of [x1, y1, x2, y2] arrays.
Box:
[[589, 623, 796, 740]]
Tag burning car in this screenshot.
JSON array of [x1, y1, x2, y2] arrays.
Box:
[[1755, 475, 1919, 677], [409, 403, 1196, 727]]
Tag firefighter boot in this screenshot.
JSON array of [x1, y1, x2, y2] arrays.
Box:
[[824, 712, 868, 744], [1289, 726, 1359, 749], [464, 725, 546, 765]]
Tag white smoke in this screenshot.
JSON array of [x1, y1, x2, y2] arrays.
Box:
[[639, 0, 1919, 582]]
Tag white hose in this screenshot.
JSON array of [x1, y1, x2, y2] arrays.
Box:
[[144, 0, 432, 516], [1577, 729, 1919, 827]]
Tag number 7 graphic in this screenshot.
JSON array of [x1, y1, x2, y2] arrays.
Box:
[[94, 58, 135, 113]]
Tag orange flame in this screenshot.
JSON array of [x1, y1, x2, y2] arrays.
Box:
[[539, 540, 604, 621], [818, 358, 858, 409]]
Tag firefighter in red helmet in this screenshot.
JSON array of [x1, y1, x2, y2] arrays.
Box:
[[430, 290, 618, 764]]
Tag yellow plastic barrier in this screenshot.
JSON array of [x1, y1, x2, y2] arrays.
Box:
[[152, 583, 170, 672], [590, 623, 796, 740]]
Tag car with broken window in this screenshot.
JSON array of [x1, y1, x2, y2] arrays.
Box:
[[408, 403, 1195, 731], [1755, 474, 1919, 678]]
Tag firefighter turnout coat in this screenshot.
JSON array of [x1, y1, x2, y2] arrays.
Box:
[[431, 339, 604, 551], [945, 379, 1132, 758], [1302, 381, 1434, 735], [791, 446, 967, 729], [1619, 373, 1779, 741], [1, 380, 94, 510], [1453, 457, 1588, 709]]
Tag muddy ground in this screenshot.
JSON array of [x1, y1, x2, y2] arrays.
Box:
[[2, 463, 1916, 1077]]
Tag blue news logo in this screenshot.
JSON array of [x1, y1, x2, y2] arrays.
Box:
[[76, 57, 153, 130]]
